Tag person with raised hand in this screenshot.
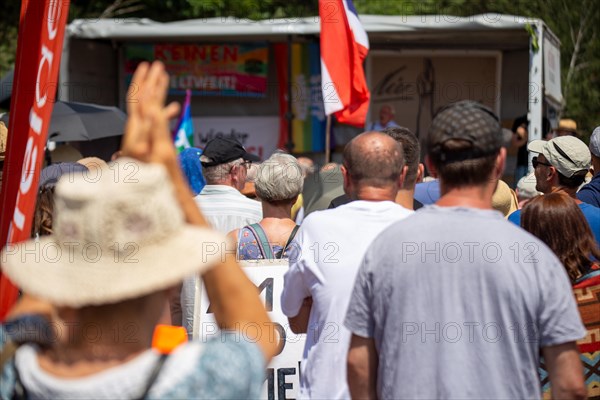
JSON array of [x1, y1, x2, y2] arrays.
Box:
[[0, 61, 278, 399]]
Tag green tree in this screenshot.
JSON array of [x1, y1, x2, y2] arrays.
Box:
[[1, 0, 597, 135]]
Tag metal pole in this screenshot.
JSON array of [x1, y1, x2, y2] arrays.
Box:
[[325, 115, 332, 163], [285, 35, 294, 153]]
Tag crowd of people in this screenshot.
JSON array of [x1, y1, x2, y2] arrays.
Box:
[[1, 60, 599, 399]]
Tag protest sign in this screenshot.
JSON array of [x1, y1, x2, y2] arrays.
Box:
[[193, 259, 306, 399]]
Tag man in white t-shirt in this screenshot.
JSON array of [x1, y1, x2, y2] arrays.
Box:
[[280, 131, 414, 399]]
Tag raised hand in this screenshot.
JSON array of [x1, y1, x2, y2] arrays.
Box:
[[121, 61, 180, 167]]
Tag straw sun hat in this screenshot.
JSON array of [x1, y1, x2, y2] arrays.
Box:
[[0, 158, 226, 307]]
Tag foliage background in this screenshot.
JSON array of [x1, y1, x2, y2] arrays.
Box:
[[0, 0, 598, 137]]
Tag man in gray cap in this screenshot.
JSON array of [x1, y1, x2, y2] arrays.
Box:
[[344, 101, 586, 399], [507, 135, 600, 244], [577, 126, 600, 207]]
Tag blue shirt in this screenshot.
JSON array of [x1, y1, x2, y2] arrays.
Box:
[[577, 174, 600, 208], [370, 120, 400, 131], [414, 180, 441, 205], [508, 202, 600, 245]]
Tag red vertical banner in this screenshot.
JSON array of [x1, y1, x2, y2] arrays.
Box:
[[0, 0, 71, 319]]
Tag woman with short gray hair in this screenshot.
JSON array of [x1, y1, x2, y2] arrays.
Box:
[[229, 153, 303, 260]]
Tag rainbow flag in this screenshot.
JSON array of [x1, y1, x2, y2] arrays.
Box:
[[173, 89, 194, 152], [291, 43, 326, 152]]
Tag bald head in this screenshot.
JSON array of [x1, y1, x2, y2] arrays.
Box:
[[343, 131, 404, 188]]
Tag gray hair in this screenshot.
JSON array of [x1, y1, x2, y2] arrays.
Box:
[[255, 153, 303, 202], [200, 157, 242, 184]]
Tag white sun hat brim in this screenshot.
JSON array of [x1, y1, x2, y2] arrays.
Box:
[[1, 226, 228, 307]]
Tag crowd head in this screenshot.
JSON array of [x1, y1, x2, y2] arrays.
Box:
[[427, 100, 504, 189], [589, 126, 600, 174], [522, 193, 600, 283], [200, 137, 259, 189], [382, 126, 422, 189], [32, 162, 89, 238], [342, 131, 404, 191], [255, 152, 303, 203], [379, 104, 395, 125], [529, 135, 591, 193]]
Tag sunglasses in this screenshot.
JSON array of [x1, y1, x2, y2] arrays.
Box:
[[241, 160, 252, 170], [229, 160, 252, 174], [532, 156, 552, 169]]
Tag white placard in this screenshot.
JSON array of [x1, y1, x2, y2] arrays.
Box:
[[193, 259, 306, 399], [543, 37, 563, 105], [192, 116, 279, 161]]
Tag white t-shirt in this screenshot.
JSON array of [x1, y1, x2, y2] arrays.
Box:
[[280, 200, 413, 399]]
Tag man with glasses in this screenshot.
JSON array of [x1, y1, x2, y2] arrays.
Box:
[[195, 137, 262, 233], [181, 137, 262, 335], [508, 135, 600, 244]]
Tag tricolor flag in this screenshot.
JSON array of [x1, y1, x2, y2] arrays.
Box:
[[173, 89, 194, 152], [319, 0, 370, 127]]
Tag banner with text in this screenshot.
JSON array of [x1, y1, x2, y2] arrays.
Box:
[[192, 116, 278, 161], [193, 260, 306, 400], [124, 43, 268, 97], [0, 0, 71, 319]]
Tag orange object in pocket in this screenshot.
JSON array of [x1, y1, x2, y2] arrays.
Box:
[[152, 324, 188, 354]]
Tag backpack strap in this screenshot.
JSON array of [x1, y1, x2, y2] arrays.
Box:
[[247, 224, 275, 260], [135, 353, 169, 400], [280, 225, 300, 259], [12, 354, 27, 400]]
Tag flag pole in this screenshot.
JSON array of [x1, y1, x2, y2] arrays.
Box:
[[325, 115, 332, 163], [286, 35, 294, 153]]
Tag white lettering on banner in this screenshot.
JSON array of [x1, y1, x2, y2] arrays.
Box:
[[36, 45, 54, 108], [172, 75, 238, 91], [191, 117, 278, 161], [47, 0, 62, 40], [194, 260, 306, 400], [10, 1, 62, 241]]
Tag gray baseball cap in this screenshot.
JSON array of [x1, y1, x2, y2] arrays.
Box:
[[528, 136, 591, 177], [590, 126, 600, 157]]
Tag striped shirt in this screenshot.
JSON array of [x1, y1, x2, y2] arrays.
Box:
[[194, 185, 262, 234]]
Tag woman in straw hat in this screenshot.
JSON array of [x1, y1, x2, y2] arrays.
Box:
[[0, 62, 278, 398]]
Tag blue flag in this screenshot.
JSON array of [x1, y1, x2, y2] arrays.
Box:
[[173, 89, 194, 152]]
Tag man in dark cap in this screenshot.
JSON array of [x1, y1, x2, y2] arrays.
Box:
[[182, 137, 262, 334], [344, 101, 586, 399], [195, 137, 262, 233]]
